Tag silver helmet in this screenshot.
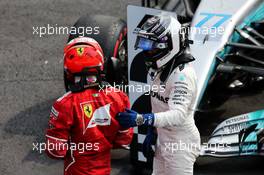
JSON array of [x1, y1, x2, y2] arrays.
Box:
[[134, 14, 182, 69]]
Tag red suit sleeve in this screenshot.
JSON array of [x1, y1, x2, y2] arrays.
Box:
[[113, 128, 133, 149], [113, 92, 133, 148], [45, 95, 73, 159]]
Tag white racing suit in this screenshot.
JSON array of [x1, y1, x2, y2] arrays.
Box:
[[150, 63, 200, 175]]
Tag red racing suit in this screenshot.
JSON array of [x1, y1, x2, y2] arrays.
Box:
[[45, 87, 133, 175]]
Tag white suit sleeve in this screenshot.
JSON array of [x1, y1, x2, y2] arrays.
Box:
[[153, 68, 196, 127]]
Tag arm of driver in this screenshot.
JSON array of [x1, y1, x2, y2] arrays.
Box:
[[45, 98, 73, 159], [153, 68, 196, 127], [113, 92, 134, 148]]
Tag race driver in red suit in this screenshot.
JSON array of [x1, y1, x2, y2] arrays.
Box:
[[45, 37, 133, 175]]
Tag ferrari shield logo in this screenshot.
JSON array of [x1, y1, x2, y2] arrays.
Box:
[[83, 104, 93, 118], [81, 102, 112, 134], [76, 47, 84, 56]]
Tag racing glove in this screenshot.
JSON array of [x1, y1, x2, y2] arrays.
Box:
[[116, 109, 155, 128], [142, 127, 157, 159]]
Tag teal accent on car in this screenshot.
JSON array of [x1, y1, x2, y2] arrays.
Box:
[[217, 2, 264, 59]]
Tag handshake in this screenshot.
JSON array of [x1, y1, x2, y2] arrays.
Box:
[[116, 109, 157, 159], [116, 109, 155, 127]]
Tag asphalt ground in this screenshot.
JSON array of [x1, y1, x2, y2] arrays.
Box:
[[0, 0, 263, 175]]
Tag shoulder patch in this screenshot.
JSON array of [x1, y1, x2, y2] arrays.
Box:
[[81, 103, 112, 134]]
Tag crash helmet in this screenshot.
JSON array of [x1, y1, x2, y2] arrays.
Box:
[[64, 37, 104, 91], [134, 14, 182, 69]]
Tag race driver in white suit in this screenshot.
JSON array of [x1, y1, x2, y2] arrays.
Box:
[[117, 14, 201, 175]]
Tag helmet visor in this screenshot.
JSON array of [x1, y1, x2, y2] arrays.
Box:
[[135, 37, 168, 51], [136, 37, 155, 51]]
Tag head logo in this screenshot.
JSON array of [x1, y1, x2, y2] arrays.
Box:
[[77, 47, 84, 56], [83, 104, 93, 118]]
